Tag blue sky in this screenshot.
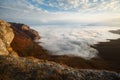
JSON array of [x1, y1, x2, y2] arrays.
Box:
[[0, 0, 120, 26]]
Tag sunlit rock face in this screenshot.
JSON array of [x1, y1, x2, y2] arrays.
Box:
[[0, 20, 14, 55]]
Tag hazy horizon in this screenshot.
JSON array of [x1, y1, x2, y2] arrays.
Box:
[[0, 0, 120, 26]]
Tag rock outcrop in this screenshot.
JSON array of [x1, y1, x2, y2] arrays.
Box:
[[0, 20, 15, 55], [10, 22, 40, 40], [0, 19, 120, 80], [9, 22, 48, 57]]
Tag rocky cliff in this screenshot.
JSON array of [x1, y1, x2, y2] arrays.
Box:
[[10, 22, 40, 40], [0, 20, 17, 57], [9, 22, 48, 57], [0, 20, 119, 80]]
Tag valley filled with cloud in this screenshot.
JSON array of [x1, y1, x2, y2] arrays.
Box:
[[32, 26, 120, 59]]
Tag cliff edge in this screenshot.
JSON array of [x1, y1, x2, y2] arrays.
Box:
[[9, 22, 48, 57]]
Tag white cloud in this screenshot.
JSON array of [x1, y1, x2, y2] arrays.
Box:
[[32, 26, 120, 59], [0, 0, 49, 24], [31, 0, 120, 11], [0, 0, 30, 11], [67, 0, 80, 8], [0, 0, 120, 25], [96, 0, 120, 11], [32, 0, 44, 4]]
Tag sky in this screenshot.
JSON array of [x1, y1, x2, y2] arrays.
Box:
[[0, 0, 120, 26]]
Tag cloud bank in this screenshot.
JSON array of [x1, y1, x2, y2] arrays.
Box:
[[32, 26, 120, 59]]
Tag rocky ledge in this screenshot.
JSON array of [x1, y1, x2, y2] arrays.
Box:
[[0, 55, 119, 80], [0, 20, 120, 80]]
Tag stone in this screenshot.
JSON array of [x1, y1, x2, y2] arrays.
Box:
[[0, 20, 14, 55]]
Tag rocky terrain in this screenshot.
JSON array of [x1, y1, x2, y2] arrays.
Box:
[[9, 22, 49, 57], [0, 55, 120, 80], [0, 19, 120, 80]]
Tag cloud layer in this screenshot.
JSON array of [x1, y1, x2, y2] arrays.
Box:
[[0, 0, 120, 25], [32, 0, 120, 11], [32, 26, 120, 59]]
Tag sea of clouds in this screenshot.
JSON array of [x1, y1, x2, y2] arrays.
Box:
[[32, 25, 120, 59]]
